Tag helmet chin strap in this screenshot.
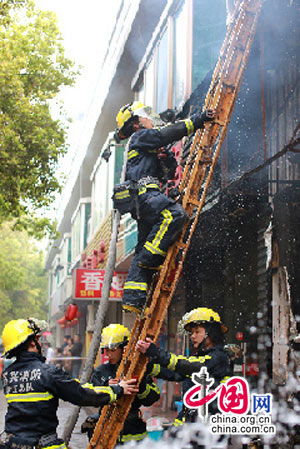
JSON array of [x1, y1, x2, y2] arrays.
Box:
[[33, 337, 42, 355], [138, 119, 145, 130], [197, 332, 209, 352]]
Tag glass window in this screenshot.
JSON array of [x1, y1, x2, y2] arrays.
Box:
[[84, 203, 91, 249], [49, 273, 53, 296], [192, 0, 226, 89], [144, 57, 155, 107], [67, 238, 72, 275], [92, 161, 109, 233], [114, 144, 125, 185], [156, 27, 169, 113], [71, 209, 81, 262], [173, 1, 188, 108], [136, 82, 145, 103]]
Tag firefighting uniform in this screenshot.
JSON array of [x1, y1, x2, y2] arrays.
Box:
[[1, 351, 123, 448], [123, 116, 208, 310], [145, 342, 231, 425], [87, 361, 160, 444]]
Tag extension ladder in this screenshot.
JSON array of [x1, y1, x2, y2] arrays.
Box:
[[87, 1, 263, 447]]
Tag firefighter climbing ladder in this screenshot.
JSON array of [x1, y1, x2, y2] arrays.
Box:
[[87, 1, 263, 448]]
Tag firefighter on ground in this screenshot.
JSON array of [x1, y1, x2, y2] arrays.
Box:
[[114, 102, 216, 313], [136, 307, 231, 425], [0, 318, 137, 449], [81, 324, 160, 445]]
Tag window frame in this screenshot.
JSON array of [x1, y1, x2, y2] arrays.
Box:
[[132, 0, 193, 110]]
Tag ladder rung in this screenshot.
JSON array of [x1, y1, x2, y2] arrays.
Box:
[[199, 159, 212, 165], [234, 44, 247, 52], [222, 82, 235, 90], [214, 119, 225, 126], [187, 199, 200, 207]]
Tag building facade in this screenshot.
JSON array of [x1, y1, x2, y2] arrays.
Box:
[[45, 0, 300, 420]]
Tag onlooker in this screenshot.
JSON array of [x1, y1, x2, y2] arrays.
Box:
[[59, 334, 71, 353], [70, 334, 83, 378], [63, 337, 73, 374], [44, 341, 55, 365], [54, 347, 63, 369]]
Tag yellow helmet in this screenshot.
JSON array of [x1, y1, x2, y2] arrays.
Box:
[[100, 324, 130, 349], [115, 101, 161, 141], [178, 308, 228, 334], [1, 318, 41, 356]]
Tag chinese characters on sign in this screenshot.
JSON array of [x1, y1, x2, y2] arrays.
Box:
[[73, 269, 127, 300]]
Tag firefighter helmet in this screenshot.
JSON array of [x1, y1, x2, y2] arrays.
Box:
[[178, 308, 228, 334], [115, 101, 161, 141], [1, 318, 42, 356], [100, 324, 130, 349]]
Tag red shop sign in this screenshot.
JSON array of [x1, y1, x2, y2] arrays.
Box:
[[73, 269, 127, 300], [246, 363, 259, 376]]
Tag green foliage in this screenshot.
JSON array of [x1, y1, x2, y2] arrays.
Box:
[[0, 222, 48, 334], [0, 1, 27, 22], [0, 0, 78, 231]]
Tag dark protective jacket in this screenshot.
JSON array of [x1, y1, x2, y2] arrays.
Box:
[[145, 343, 231, 422], [91, 361, 160, 444], [1, 351, 123, 443], [126, 116, 206, 183]]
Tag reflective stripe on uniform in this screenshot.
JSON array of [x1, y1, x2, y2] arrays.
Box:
[[187, 355, 212, 363], [138, 183, 160, 196], [137, 382, 160, 400], [120, 431, 148, 442], [123, 281, 148, 291], [144, 208, 173, 256], [137, 383, 151, 400], [81, 383, 116, 403], [5, 392, 54, 403], [221, 376, 231, 383], [42, 443, 67, 449], [149, 364, 160, 377], [128, 150, 139, 160], [144, 242, 166, 256], [144, 183, 160, 189], [115, 190, 130, 199], [173, 418, 184, 427], [150, 383, 160, 396], [167, 353, 178, 371], [184, 119, 194, 136]]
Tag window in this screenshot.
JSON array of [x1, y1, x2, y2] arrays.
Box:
[[84, 203, 91, 249], [71, 199, 91, 263], [132, 0, 226, 111], [173, 1, 188, 108], [192, 0, 226, 89], [156, 27, 169, 113], [91, 139, 125, 236], [144, 57, 155, 108], [67, 237, 72, 275], [92, 163, 107, 232], [71, 208, 81, 263], [136, 82, 145, 103]]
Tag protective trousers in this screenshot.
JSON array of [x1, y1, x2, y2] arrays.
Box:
[[123, 190, 187, 311]]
